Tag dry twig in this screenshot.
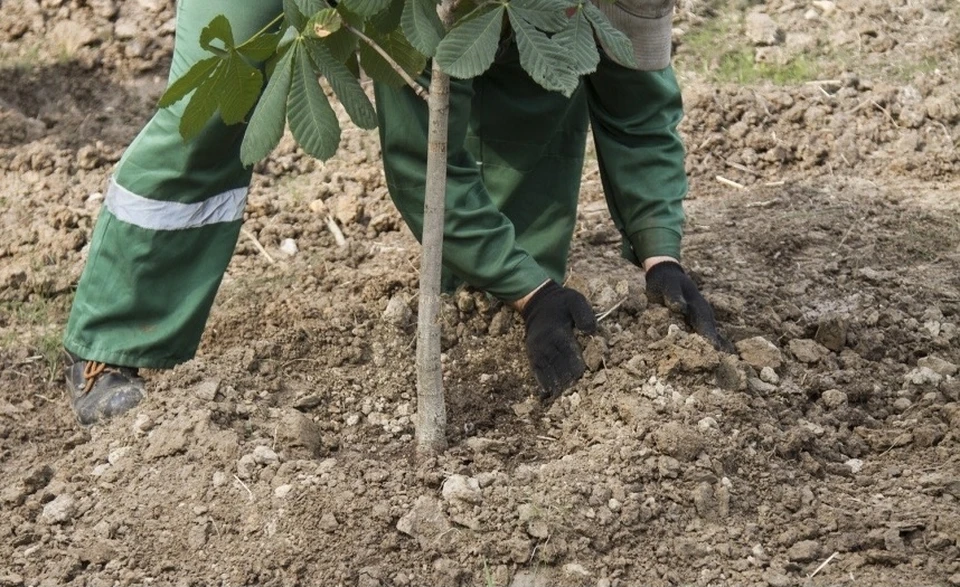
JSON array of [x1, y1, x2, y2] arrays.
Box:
[[871, 100, 898, 126], [233, 474, 255, 501], [808, 551, 839, 579], [724, 159, 762, 177], [745, 198, 780, 208], [716, 175, 746, 190], [241, 228, 276, 264], [596, 299, 625, 322], [309, 199, 347, 247], [324, 216, 347, 247]]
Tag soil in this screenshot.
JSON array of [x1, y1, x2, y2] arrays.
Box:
[[2, 0, 960, 586]]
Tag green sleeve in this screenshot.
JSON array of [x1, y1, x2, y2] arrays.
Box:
[[586, 59, 687, 266]]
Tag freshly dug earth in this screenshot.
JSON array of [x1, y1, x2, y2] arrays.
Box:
[[2, 1, 959, 586]]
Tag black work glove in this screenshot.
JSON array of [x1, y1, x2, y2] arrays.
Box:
[[645, 261, 734, 353], [521, 281, 598, 401]]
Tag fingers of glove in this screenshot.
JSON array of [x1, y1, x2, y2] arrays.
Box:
[[647, 274, 690, 312], [714, 334, 736, 354], [645, 280, 666, 306], [659, 278, 690, 317], [663, 295, 690, 317], [528, 349, 564, 400], [533, 360, 585, 401], [526, 333, 562, 392], [526, 332, 587, 401], [531, 363, 561, 400], [644, 261, 682, 306], [687, 304, 726, 349], [565, 290, 598, 334], [646, 262, 735, 353], [680, 285, 735, 353], [551, 335, 587, 388]]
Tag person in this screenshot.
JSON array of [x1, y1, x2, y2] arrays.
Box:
[[62, 0, 728, 426], [375, 0, 731, 395]]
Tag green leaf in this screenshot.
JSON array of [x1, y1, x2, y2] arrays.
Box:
[[402, 0, 444, 58], [241, 47, 295, 165], [199, 14, 235, 53], [435, 6, 504, 79], [287, 42, 341, 160], [277, 24, 300, 52], [340, 0, 392, 17], [508, 0, 573, 33], [283, 0, 308, 30], [158, 56, 220, 108], [307, 8, 343, 38], [219, 52, 264, 125], [237, 29, 283, 62], [179, 63, 224, 140], [359, 28, 427, 87], [370, 0, 405, 33], [305, 39, 378, 130], [509, 9, 578, 95], [336, 4, 366, 28], [452, 0, 482, 23], [582, 1, 637, 69], [553, 8, 599, 76], [344, 52, 362, 78], [264, 41, 294, 79], [320, 27, 359, 62], [293, 0, 327, 17]]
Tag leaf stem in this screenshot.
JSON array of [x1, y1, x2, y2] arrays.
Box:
[[237, 13, 285, 50], [342, 23, 429, 100]]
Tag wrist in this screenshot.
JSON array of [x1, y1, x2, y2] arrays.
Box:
[[511, 279, 552, 313], [642, 256, 680, 273]]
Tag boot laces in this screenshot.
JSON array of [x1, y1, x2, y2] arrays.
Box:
[[81, 361, 113, 394]]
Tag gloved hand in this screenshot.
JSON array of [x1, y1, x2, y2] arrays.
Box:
[[520, 281, 598, 401], [645, 261, 734, 352]]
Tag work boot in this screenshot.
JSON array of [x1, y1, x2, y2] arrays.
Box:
[[64, 352, 145, 426]]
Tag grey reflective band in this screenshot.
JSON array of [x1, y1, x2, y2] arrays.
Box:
[[104, 178, 248, 231]]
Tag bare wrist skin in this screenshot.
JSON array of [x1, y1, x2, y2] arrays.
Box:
[[510, 279, 552, 313], [643, 256, 679, 273]]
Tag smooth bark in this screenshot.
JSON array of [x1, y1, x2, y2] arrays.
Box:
[[415, 0, 456, 456]]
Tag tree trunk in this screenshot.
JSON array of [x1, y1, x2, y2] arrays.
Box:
[[415, 0, 456, 456]]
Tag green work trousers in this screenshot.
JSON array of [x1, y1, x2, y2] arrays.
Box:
[[64, 2, 687, 369], [586, 57, 687, 266], [374, 43, 588, 300], [377, 49, 687, 299], [64, 0, 283, 369]]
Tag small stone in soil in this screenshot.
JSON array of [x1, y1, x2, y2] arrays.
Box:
[[787, 539, 821, 562], [788, 339, 829, 364], [441, 474, 482, 504], [821, 389, 847, 409], [40, 494, 76, 525], [736, 336, 783, 370], [253, 445, 279, 465], [279, 238, 298, 256], [319, 512, 339, 532], [382, 295, 412, 326], [236, 454, 256, 479], [760, 366, 780, 384], [192, 380, 220, 401]]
